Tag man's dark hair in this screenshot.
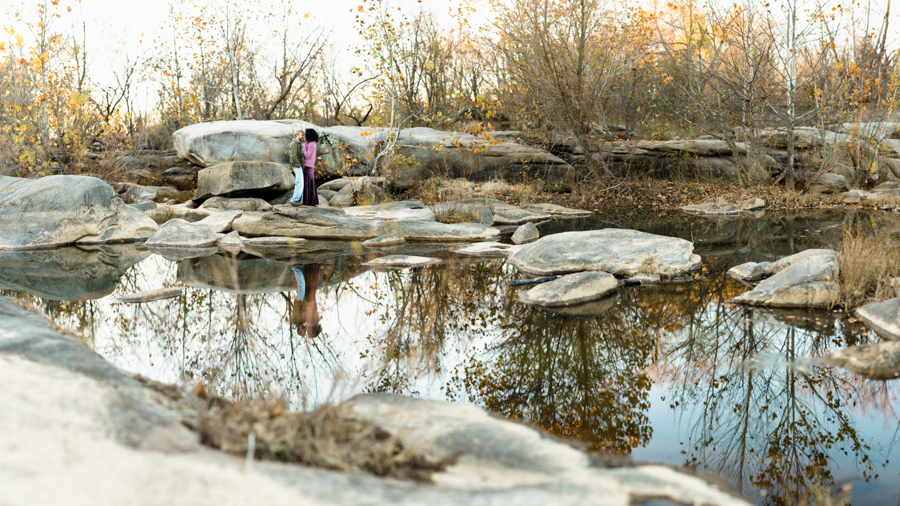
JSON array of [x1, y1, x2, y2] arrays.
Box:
[[305, 128, 319, 143]]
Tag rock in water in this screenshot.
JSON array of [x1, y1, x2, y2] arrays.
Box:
[[453, 242, 524, 258], [741, 198, 766, 210], [362, 234, 406, 248], [512, 222, 539, 244], [731, 250, 838, 308], [493, 208, 552, 225], [194, 161, 295, 202], [114, 288, 184, 304], [363, 255, 440, 269], [855, 298, 900, 341], [0, 175, 159, 250], [508, 229, 701, 278], [823, 341, 900, 379], [519, 271, 618, 307], [145, 219, 219, 248]]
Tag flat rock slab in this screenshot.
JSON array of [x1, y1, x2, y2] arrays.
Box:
[[731, 251, 839, 308], [194, 161, 294, 201], [509, 229, 701, 278], [147, 205, 215, 224], [452, 241, 523, 258], [196, 210, 243, 234], [519, 271, 618, 308], [343, 201, 435, 221], [823, 341, 900, 379], [0, 175, 159, 250], [493, 208, 552, 225], [200, 196, 273, 212], [629, 273, 660, 285], [363, 234, 406, 247], [727, 261, 774, 282], [363, 255, 440, 269], [856, 297, 900, 341], [527, 203, 593, 217], [680, 203, 743, 216], [146, 219, 219, 249], [113, 288, 184, 304]]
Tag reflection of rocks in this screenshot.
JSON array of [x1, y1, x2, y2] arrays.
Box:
[[824, 341, 900, 379], [148, 245, 219, 262], [0, 175, 159, 250], [519, 272, 618, 308], [855, 298, 900, 341], [0, 245, 151, 301], [177, 254, 296, 294], [510, 229, 701, 278], [731, 250, 839, 308], [680, 203, 743, 217], [549, 295, 618, 317], [114, 288, 184, 304]]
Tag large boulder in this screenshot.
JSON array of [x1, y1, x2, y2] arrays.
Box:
[[808, 173, 849, 194], [855, 297, 900, 341], [508, 229, 702, 278], [731, 250, 839, 308], [324, 126, 575, 191], [172, 120, 338, 170], [0, 175, 159, 250], [194, 161, 295, 201]]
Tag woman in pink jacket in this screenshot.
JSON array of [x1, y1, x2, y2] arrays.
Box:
[[300, 128, 319, 206]]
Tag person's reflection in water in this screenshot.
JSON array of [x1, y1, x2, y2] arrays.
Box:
[[291, 263, 322, 338]]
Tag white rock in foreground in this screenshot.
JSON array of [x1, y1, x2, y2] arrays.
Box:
[[509, 229, 702, 278], [519, 271, 618, 308]]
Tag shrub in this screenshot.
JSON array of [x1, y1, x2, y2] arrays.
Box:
[[837, 227, 900, 310]]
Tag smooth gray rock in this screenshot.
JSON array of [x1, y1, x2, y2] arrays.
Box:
[[727, 261, 774, 282], [117, 183, 183, 204], [146, 205, 215, 224], [330, 192, 353, 207], [843, 194, 861, 204], [629, 273, 661, 285], [872, 181, 900, 192], [824, 341, 900, 379], [509, 229, 702, 278], [344, 201, 435, 221], [128, 201, 157, 213], [196, 210, 243, 234], [318, 178, 353, 192], [145, 219, 219, 248], [194, 161, 295, 201], [160, 166, 198, 190], [808, 173, 849, 194], [199, 196, 273, 212], [363, 255, 440, 269], [217, 230, 244, 249], [0, 245, 150, 301], [172, 119, 338, 169], [856, 298, 900, 341], [113, 288, 184, 304], [680, 203, 742, 216], [363, 234, 406, 248], [0, 175, 159, 250], [731, 251, 839, 308], [740, 198, 766, 210], [318, 189, 337, 200], [519, 271, 618, 307], [527, 203, 593, 217], [493, 208, 552, 225], [512, 222, 539, 244]]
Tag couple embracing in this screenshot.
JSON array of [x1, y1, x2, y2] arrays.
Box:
[[289, 128, 320, 206]]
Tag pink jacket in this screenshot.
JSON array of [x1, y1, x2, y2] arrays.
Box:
[[303, 142, 317, 168]]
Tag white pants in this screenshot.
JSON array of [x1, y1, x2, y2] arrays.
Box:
[[290, 168, 304, 203]]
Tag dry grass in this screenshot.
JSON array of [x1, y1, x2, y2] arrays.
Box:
[[139, 378, 452, 482], [870, 193, 900, 209], [766, 190, 836, 209], [417, 177, 472, 223], [837, 227, 900, 309], [637, 256, 659, 275]]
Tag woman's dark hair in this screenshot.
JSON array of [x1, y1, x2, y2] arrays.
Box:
[[305, 128, 319, 143]]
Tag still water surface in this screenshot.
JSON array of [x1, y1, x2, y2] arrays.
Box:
[[4, 208, 900, 505]]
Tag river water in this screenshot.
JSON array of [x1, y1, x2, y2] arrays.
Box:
[[4, 208, 900, 505]]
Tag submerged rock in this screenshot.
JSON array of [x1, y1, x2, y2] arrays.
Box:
[[823, 341, 900, 379], [0, 175, 159, 250], [363, 255, 440, 269], [509, 229, 701, 278], [145, 219, 219, 249], [731, 250, 839, 308], [194, 161, 295, 202], [519, 271, 618, 308], [512, 222, 539, 244], [113, 288, 184, 304], [855, 297, 900, 341]]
